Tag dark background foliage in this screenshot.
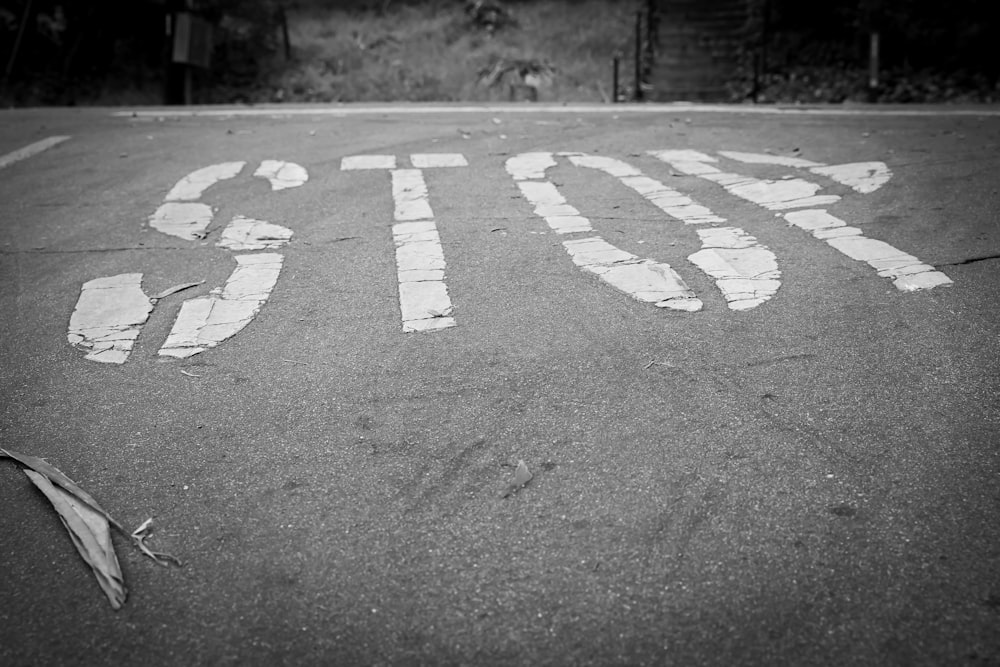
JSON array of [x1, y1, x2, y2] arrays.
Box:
[[0, 0, 996, 105]]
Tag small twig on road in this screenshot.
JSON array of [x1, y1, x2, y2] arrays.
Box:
[[282, 359, 309, 366]]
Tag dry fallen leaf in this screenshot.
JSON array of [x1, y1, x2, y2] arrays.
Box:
[[1, 447, 181, 608], [23, 469, 127, 609]]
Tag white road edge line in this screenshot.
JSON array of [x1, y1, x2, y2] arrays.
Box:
[[0, 136, 70, 170], [112, 104, 1000, 118]]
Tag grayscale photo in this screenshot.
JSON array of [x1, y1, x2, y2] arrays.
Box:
[[1, 1, 998, 665]]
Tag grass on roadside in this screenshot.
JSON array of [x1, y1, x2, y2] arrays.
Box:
[[231, 0, 636, 104]]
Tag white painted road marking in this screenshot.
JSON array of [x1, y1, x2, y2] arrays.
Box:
[[341, 154, 396, 170], [254, 160, 309, 190], [514, 181, 592, 234], [564, 153, 781, 310], [783, 209, 953, 291], [66, 147, 955, 364], [410, 153, 468, 168], [69, 160, 308, 364], [508, 152, 702, 311], [718, 151, 892, 194], [652, 150, 841, 210], [158, 253, 284, 358], [216, 216, 293, 251], [392, 169, 435, 221], [688, 227, 781, 311], [68, 274, 153, 364], [151, 161, 246, 240], [649, 150, 952, 291], [164, 161, 245, 201], [0, 136, 70, 170], [342, 153, 466, 333], [509, 151, 782, 311]]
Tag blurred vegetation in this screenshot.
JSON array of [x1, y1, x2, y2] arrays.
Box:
[[0, 0, 996, 106], [730, 0, 999, 103]]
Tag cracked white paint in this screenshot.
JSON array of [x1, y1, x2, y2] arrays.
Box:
[[392, 215, 455, 332], [564, 153, 643, 178], [564, 154, 726, 225], [216, 215, 293, 250], [253, 160, 308, 190], [515, 181, 592, 233], [719, 151, 892, 194], [653, 149, 944, 291], [512, 151, 779, 311], [149, 201, 215, 240], [562, 237, 702, 311], [392, 169, 434, 221], [649, 150, 841, 210], [68, 273, 153, 364], [505, 152, 557, 180], [158, 254, 283, 358], [0, 136, 70, 170], [619, 175, 726, 225], [567, 153, 778, 308], [809, 162, 891, 194], [342, 154, 463, 332], [411, 153, 468, 168], [506, 152, 703, 311], [784, 209, 952, 291], [341, 154, 396, 170], [164, 162, 245, 201], [688, 228, 781, 310]]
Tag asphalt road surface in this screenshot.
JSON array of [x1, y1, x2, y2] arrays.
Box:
[[1, 103, 999, 666]]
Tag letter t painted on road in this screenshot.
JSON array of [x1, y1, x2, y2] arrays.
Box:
[[341, 154, 468, 332]]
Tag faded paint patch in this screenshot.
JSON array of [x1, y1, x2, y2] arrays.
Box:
[[253, 160, 308, 190], [0, 136, 70, 170], [216, 215, 293, 251], [164, 162, 245, 201], [410, 153, 468, 168], [688, 228, 781, 310], [341, 154, 396, 170], [68, 273, 153, 364], [784, 209, 952, 291], [158, 254, 284, 358], [562, 237, 702, 311]]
